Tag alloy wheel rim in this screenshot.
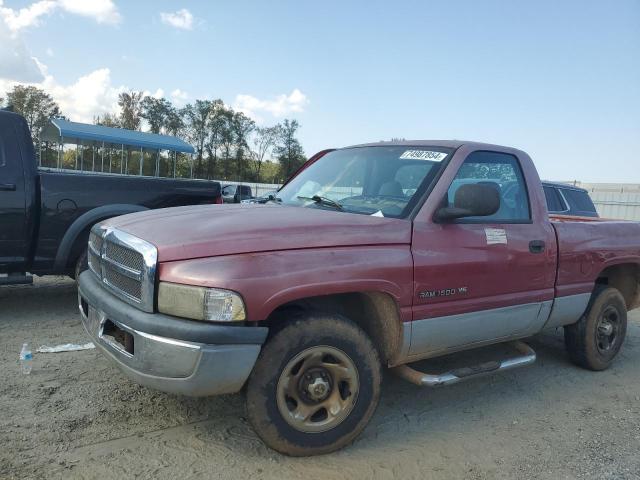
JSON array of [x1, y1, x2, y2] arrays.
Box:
[[276, 345, 359, 433]]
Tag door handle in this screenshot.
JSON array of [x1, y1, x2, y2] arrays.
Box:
[[0, 183, 16, 191], [529, 240, 545, 254]]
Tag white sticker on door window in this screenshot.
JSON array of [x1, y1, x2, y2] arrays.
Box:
[[399, 150, 448, 161], [485, 228, 507, 245]]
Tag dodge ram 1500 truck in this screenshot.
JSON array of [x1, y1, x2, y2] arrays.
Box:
[[78, 141, 640, 456], [0, 111, 222, 284]]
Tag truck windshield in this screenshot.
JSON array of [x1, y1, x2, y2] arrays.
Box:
[[276, 146, 452, 218]]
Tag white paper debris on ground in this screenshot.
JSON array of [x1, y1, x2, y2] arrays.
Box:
[[37, 342, 95, 353]]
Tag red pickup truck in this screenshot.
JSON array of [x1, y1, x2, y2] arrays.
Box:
[[78, 141, 640, 456]]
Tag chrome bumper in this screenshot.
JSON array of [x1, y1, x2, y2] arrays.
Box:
[[78, 271, 267, 397]]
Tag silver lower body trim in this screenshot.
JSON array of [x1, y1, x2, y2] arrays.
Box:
[[79, 295, 261, 397], [408, 301, 552, 358], [543, 293, 591, 329]]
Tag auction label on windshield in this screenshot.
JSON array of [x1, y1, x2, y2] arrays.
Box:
[[399, 150, 448, 161]]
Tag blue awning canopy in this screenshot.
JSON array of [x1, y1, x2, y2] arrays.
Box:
[[40, 118, 195, 154]]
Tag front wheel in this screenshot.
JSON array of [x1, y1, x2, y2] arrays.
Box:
[[564, 286, 627, 371], [245, 314, 381, 456]]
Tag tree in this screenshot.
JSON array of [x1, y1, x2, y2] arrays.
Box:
[[117, 91, 144, 130], [165, 106, 184, 136], [93, 112, 121, 128], [5, 85, 61, 139], [273, 119, 306, 181], [218, 107, 236, 179], [204, 100, 226, 179], [182, 99, 218, 176], [251, 125, 279, 181], [231, 111, 255, 181], [140, 97, 173, 134]]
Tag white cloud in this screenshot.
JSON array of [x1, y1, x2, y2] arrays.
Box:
[[160, 8, 193, 30], [170, 88, 188, 105], [234, 89, 309, 121], [0, 18, 44, 82], [0, 0, 56, 32], [42, 67, 124, 122], [0, 0, 120, 32], [58, 0, 121, 24], [0, 0, 122, 116], [0, 61, 192, 125], [144, 88, 164, 99], [0, 63, 127, 123]]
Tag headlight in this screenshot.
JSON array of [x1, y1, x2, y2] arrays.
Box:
[[157, 282, 246, 322]]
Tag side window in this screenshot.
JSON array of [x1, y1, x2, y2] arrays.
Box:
[[447, 151, 530, 222], [222, 185, 234, 196], [543, 186, 567, 213], [563, 189, 597, 214]]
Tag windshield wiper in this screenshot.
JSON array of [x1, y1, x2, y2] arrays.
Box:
[[297, 195, 343, 211]]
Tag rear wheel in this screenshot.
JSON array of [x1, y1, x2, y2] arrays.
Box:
[[245, 314, 381, 456], [564, 286, 627, 371]]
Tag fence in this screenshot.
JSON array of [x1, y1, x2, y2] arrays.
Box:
[[568, 182, 640, 220], [219, 181, 281, 198]]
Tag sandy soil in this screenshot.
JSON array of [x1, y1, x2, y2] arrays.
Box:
[[1, 277, 639, 480]]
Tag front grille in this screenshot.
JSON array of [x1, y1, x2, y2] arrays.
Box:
[[88, 249, 101, 277], [88, 231, 103, 278], [105, 241, 144, 273], [103, 266, 142, 300], [89, 230, 103, 253], [88, 225, 157, 312]]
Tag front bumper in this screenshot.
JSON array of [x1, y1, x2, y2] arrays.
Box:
[[77, 271, 268, 397]]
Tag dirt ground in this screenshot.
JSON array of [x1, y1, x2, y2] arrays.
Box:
[[1, 277, 639, 480]]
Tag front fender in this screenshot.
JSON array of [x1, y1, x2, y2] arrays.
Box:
[[157, 246, 414, 321], [53, 204, 148, 271]]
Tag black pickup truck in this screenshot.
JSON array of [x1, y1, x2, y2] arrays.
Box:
[[0, 111, 222, 284]]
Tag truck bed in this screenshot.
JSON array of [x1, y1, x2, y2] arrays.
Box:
[[32, 169, 221, 274], [552, 216, 640, 302]]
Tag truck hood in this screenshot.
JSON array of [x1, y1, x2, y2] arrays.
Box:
[[104, 204, 412, 262]]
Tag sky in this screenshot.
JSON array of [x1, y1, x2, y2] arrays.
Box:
[[0, 0, 638, 183]]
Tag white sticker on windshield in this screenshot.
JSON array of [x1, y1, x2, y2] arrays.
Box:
[[485, 228, 507, 245], [399, 150, 447, 161], [370, 210, 384, 217]]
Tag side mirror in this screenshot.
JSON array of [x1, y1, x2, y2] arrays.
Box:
[[435, 183, 500, 222]]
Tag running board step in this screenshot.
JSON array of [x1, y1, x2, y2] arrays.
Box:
[[391, 341, 536, 387], [0, 274, 33, 286]]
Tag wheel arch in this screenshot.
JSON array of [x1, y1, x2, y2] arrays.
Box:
[[263, 291, 405, 365], [595, 262, 640, 310], [53, 204, 148, 273]]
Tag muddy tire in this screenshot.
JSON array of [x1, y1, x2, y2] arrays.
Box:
[[74, 248, 88, 281], [564, 286, 627, 371], [245, 314, 381, 456]]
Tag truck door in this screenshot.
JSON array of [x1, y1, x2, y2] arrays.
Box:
[[410, 149, 557, 357], [0, 118, 28, 270]]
